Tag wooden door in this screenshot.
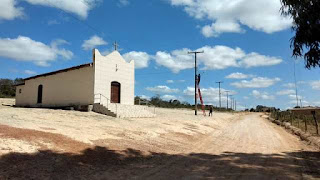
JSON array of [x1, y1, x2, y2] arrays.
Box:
[[37, 85, 43, 104], [111, 82, 120, 103]]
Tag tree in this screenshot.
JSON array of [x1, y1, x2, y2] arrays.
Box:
[[281, 0, 320, 69]]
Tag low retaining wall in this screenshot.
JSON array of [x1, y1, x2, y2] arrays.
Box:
[[267, 116, 320, 150]]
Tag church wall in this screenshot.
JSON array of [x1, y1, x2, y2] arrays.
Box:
[[93, 49, 135, 105], [15, 66, 94, 107]]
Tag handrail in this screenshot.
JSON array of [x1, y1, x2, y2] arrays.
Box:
[[94, 93, 110, 108]]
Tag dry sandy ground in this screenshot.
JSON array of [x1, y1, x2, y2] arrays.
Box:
[[0, 98, 319, 179]]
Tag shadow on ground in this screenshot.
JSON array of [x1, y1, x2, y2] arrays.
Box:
[[0, 146, 319, 179]]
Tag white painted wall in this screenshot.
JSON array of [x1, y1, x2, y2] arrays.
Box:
[[15, 66, 94, 107], [93, 49, 135, 105]]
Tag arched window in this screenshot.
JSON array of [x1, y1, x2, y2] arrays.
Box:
[[111, 81, 120, 103], [37, 85, 43, 104]]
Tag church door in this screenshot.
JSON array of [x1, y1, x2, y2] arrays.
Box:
[[111, 82, 120, 103], [37, 85, 43, 104]]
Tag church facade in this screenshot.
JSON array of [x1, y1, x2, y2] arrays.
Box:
[[15, 49, 135, 109]]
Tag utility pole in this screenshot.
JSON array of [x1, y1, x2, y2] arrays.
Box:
[[225, 91, 230, 110], [293, 61, 299, 107], [188, 51, 204, 115], [235, 100, 237, 111], [229, 95, 233, 110], [216, 81, 223, 108], [300, 99, 303, 107]]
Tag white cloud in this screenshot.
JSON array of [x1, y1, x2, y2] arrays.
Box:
[[0, 36, 73, 66], [118, 0, 130, 6], [162, 95, 177, 101], [288, 94, 302, 100], [24, 70, 37, 75], [283, 83, 296, 88], [138, 95, 150, 100], [154, 45, 282, 73], [123, 51, 151, 69], [310, 80, 320, 90], [47, 19, 60, 25], [276, 89, 295, 95], [146, 85, 179, 94], [82, 35, 107, 50], [0, 0, 24, 20], [167, 80, 174, 84], [243, 96, 249, 100], [154, 49, 195, 73], [183, 86, 236, 105], [25, 0, 99, 19], [251, 90, 274, 100], [231, 77, 281, 88], [226, 72, 253, 79], [169, 0, 292, 37], [239, 53, 282, 68]]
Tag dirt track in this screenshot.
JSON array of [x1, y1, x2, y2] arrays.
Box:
[[0, 99, 319, 179]]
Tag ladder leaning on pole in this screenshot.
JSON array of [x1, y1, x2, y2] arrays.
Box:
[[197, 85, 206, 116]]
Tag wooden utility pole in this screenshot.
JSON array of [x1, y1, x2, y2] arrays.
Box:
[[188, 51, 204, 115], [216, 81, 223, 108], [229, 95, 233, 110], [312, 111, 319, 135], [225, 91, 230, 110]]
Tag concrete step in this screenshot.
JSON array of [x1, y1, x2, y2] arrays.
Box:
[[93, 103, 117, 117]]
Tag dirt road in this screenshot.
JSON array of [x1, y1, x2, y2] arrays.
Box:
[[0, 100, 319, 179]]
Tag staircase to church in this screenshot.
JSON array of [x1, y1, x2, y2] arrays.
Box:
[[93, 94, 156, 118]]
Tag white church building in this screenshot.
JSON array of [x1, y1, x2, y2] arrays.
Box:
[[15, 49, 155, 118]]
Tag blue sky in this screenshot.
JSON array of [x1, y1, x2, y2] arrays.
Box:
[[0, 0, 320, 110]]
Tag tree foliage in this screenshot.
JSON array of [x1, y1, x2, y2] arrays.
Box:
[[281, 0, 320, 68], [0, 78, 23, 98]]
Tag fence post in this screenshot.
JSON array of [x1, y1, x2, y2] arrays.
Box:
[[311, 111, 319, 135], [290, 113, 293, 125], [304, 115, 307, 132], [297, 115, 300, 128]]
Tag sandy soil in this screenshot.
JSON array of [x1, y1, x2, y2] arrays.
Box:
[[0, 98, 319, 179]]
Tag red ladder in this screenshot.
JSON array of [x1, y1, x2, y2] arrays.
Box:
[[197, 85, 206, 116]]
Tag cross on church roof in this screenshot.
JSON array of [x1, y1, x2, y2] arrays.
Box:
[[113, 41, 119, 51]]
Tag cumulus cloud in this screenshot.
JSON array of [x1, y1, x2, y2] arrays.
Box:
[[25, 0, 99, 19], [239, 53, 283, 68], [82, 35, 107, 50], [154, 45, 282, 73], [123, 51, 151, 69], [0, 36, 73, 66], [226, 72, 254, 79], [0, 0, 24, 20], [24, 70, 37, 75], [231, 77, 281, 88], [251, 90, 274, 100], [167, 80, 174, 84], [146, 85, 179, 94], [183, 86, 236, 105], [283, 83, 296, 88], [161, 95, 178, 101], [310, 80, 320, 90], [276, 89, 295, 96], [118, 0, 130, 6], [169, 0, 292, 37], [154, 49, 195, 73]]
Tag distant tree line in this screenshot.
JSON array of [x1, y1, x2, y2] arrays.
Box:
[[135, 95, 233, 112], [246, 105, 279, 113], [0, 78, 23, 98]]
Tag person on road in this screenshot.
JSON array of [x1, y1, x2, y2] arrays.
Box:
[[209, 105, 213, 117]]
